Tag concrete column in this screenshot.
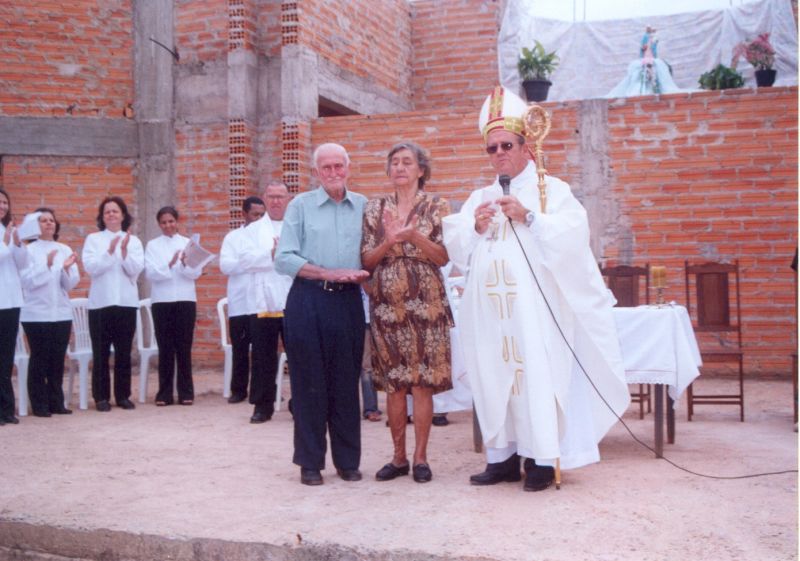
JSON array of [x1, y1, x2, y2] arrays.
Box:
[[575, 98, 624, 262], [280, 44, 319, 120], [133, 0, 175, 245]]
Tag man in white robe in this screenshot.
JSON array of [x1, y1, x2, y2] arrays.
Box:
[[244, 182, 293, 422], [442, 86, 630, 491]]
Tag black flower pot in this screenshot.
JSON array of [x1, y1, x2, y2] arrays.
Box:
[[522, 79, 552, 102], [754, 69, 776, 87]]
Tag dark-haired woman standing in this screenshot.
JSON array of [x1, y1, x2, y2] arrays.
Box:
[[82, 196, 144, 412], [20, 208, 80, 417], [361, 142, 453, 483], [145, 206, 203, 406], [0, 188, 27, 425]]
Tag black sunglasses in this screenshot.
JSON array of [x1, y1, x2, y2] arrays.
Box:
[[485, 141, 516, 155]]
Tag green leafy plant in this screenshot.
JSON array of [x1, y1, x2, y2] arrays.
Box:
[[698, 64, 744, 90], [518, 41, 560, 81]]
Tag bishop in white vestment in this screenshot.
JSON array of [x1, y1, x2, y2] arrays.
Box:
[[442, 86, 630, 491]]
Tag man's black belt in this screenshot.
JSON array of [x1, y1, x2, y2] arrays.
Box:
[[296, 277, 360, 292]]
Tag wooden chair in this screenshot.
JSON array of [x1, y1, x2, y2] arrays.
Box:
[[601, 263, 651, 419], [602, 264, 650, 308], [684, 260, 744, 421]]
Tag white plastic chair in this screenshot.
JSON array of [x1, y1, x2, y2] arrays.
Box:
[[136, 298, 159, 403], [217, 297, 233, 399], [66, 297, 92, 410], [217, 296, 286, 411], [13, 324, 30, 416]]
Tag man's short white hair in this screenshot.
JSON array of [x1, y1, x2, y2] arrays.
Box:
[[312, 143, 350, 169]]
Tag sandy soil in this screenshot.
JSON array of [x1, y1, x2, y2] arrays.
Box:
[[0, 373, 796, 561]]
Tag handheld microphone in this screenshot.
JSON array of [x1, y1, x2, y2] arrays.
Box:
[[499, 175, 511, 196]]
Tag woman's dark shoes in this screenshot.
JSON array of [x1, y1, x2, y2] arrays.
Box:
[[432, 414, 449, 426], [32, 410, 52, 418], [95, 400, 111, 412], [469, 453, 521, 485], [2, 415, 19, 424], [412, 463, 433, 483], [523, 458, 555, 492], [300, 468, 323, 486], [117, 399, 136, 410], [52, 407, 72, 415], [227, 393, 246, 404], [375, 462, 410, 481]]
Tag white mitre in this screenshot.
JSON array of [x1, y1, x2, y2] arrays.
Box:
[[478, 85, 528, 140]]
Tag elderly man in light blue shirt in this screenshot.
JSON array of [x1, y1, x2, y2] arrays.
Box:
[[275, 142, 369, 486]]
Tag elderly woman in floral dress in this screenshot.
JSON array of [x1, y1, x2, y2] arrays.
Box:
[[361, 141, 453, 483]]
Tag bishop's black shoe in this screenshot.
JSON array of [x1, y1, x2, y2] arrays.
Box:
[[469, 453, 521, 485], [523, 458, 555, 492]]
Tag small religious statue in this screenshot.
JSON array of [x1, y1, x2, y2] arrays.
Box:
[[606, 26, 683, 98]]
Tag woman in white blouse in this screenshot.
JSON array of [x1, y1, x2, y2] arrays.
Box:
[[20, 208, 80, 417], [0, 188, 27, 425], [82, 196, 144, 412], [145, 206, 202, 406]]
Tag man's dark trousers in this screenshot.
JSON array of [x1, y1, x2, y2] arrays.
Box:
[[284, 279, 364, 471]]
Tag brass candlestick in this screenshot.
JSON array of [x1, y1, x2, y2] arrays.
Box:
[[651, 265, 666, 306]]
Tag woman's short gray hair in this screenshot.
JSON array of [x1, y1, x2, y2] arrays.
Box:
[[386, 141, 431, 190]]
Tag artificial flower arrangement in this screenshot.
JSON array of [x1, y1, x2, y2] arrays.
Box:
[[732, 32, 775, 70]]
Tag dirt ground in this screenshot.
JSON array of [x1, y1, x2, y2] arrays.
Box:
[[0, 372, 796, 561]]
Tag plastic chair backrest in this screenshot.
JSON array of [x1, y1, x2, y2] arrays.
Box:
[[69, 298, 92, 353], [136, 298, 157, 352], [217, 297, 230, 346]]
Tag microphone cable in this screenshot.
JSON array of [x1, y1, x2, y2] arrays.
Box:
[[497, 177, 796, 480]]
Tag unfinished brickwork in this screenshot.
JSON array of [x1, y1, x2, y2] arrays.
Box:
[[411, 0, 503, 111], [293, 0, 413, 102]]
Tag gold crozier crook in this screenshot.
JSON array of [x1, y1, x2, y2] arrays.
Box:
[[522, 104, 551, 214]]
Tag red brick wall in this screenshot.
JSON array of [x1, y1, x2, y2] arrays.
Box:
[[175, 0, 228, 64], [605, 87, 798, 374], [294, 0, 412, 102], [174, 124, 230, 360], [0, 1, 133, 117], [312, 87, 798, 375], [411, 0, 502, 111], [0, 156, 137, 297], [311, 103, 579, 201]]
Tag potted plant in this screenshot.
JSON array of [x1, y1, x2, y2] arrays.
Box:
[[698, 64, 744, 90], [518, 41, 560, 102], [732, 32, 777, 87]]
